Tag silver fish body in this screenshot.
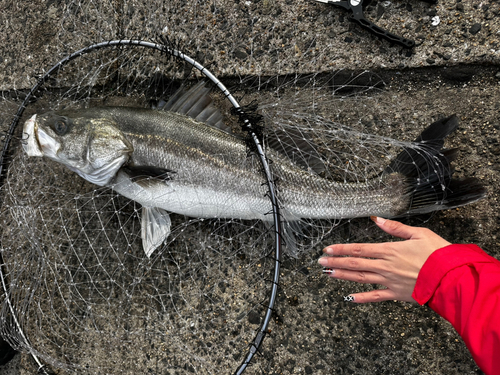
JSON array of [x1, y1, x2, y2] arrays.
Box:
[[23, 107, 409, 217], [22, 99, 485, 256], [105, 107, 272, 221]]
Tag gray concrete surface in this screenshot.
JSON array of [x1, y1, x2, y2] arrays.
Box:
[[1, 0, 499, 91], [0, 0, 499, 374]]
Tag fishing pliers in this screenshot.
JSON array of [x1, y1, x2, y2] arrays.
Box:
[[313, 0, 437, 48]]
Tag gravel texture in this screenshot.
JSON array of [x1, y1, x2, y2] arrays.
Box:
[[1, 0, 499, 374]]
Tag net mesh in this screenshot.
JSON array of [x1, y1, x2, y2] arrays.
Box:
[[0, 1, 486, 374], [0, 41, 451, 373]]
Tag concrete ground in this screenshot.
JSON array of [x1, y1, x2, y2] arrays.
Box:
[[0, 0, 499, 374]]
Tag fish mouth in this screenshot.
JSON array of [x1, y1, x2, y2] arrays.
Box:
[[22, 114, 44, 157], [22, 114, 60, 158]]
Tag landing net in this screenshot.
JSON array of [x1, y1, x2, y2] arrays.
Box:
[[0, 20, 456, 375]]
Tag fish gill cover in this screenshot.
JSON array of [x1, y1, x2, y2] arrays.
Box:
[[0, 1, 492, 374]]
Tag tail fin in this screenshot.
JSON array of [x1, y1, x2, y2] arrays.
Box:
[[384, 115, 486, 215]]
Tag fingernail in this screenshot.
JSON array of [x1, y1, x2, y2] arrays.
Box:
[[323, 247, 334, 255], [343, 295, 355, 302], [370, 216, 386, 225], [318, 257, 328, 266], [322, 268, 335, 275]]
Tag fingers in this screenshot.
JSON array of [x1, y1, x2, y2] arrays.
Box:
[[323, 242, 387, 258], [370, 216, 417, 240], [319, 255, 383, 273], [323, 218, 421, 257], [324, 268, 386, 285], [347, 289, 398, 303], [371, 217, 451, 249]]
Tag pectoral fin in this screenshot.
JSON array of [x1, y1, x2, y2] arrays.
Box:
[[141, 206, 171, 257], [122, 165, 176, 188]]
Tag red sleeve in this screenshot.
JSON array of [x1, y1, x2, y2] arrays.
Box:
[[412, 244, 500, 375]]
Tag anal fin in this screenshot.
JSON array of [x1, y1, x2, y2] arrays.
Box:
[[141, 207, 171, 257], [282, 220, 303, 259], [263, 218, 302, 259]]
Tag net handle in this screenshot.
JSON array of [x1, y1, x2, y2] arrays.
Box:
[[0, 39, 283, 374]]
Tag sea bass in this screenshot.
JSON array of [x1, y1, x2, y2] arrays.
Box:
[[22, 83, 486, 257]]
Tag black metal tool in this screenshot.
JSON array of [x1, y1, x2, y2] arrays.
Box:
[[314, 0, 437, 48]]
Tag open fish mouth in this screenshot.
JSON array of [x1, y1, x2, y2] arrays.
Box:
[[22, 114, 44, 157], [22, 114, 60, 158]]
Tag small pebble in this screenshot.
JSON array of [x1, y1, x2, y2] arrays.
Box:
[[469, 23, 482, 35]]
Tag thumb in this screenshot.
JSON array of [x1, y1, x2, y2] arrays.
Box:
[[370, 216, 418, 240]]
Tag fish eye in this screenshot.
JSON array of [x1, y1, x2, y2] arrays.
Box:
[[53, 118, 69, 135]]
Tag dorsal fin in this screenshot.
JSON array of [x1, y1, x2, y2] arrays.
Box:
[[156, 81, 229, 133], [266, 128, 326, 174]]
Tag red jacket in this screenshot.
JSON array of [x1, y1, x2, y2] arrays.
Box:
[[412, 244, 500, 375]]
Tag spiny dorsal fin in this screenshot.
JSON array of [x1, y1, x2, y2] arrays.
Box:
[[156, 81, 229, 133]]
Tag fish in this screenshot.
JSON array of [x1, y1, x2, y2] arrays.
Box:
[[22, 82, 486, 257]]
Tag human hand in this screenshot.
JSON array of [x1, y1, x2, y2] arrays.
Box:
[[318, 216, 451, 303]]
